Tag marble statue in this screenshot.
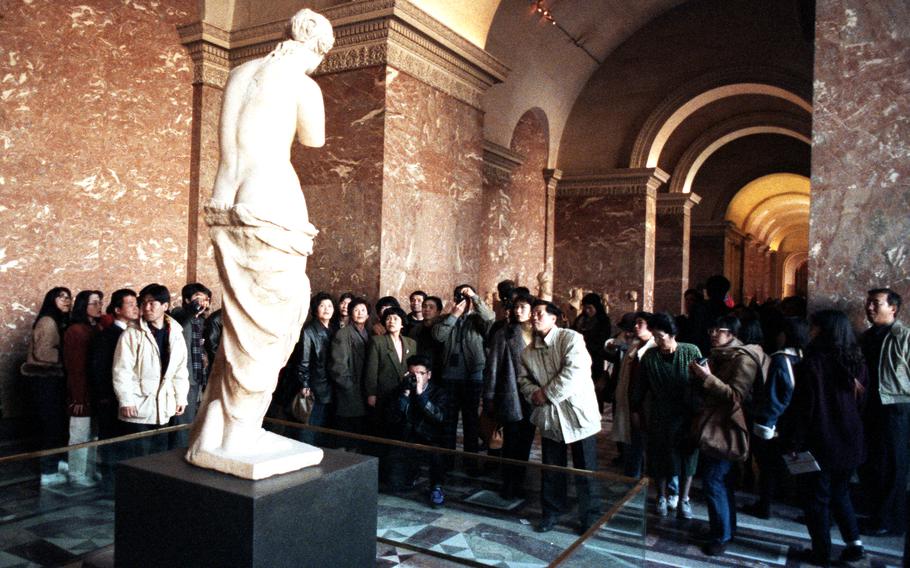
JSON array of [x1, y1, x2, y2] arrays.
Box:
[[567, 287, 585, 313], [185, 9, 334, 480], [537, 270, 553, 301]]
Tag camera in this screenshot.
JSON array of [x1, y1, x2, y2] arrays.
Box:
[[454, 290, 466, 304], [189, 299, 206, 315], [404, 372, 418, 392]]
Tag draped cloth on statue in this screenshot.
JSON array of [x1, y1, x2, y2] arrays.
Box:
[[185, 202, 323, 479]]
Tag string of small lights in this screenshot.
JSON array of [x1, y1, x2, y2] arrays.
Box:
[[531, 0, 602, 65]]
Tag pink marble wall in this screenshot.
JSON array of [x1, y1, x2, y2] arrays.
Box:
[[380, 70, 485, 302], [809, 0, 910, 324], [0, 0, 195, 415], [554, 191, 656, 314], [479, 111, 548, 295], [293, 67, 387, 302], [295, 68, 486, 306]]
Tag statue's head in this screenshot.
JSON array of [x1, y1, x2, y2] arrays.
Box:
[[289, 9, 334, 58]]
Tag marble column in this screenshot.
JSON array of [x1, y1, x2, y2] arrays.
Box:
[[554, 168, 666, 314], [180, 0, 509, 303], [178, 23, 230, 292], [654, 193, 701, 314], [810, 0, 910, 323]]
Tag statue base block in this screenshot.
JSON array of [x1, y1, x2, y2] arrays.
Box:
[[188, 437, 324, 480], [115, 448, 377, 568]]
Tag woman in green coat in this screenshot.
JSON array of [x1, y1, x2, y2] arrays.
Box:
[[632, 312, 702, 519]]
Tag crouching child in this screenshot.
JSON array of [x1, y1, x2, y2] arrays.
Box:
[[386, 354, 448, 508]]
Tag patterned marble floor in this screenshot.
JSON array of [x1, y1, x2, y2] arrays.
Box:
[[0, 416, 906, 567]]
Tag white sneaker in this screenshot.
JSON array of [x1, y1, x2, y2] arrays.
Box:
[[667, 494, 679, 510], [677, 499, 693, 519], [656, 496, 668, 517], [40, 473, 67, 486], [57, 461, 69, 475], [69, 475, 97, 488]]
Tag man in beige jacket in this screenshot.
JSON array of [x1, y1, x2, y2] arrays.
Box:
[[518, 300, 602, 534], [113, 284, 189, 450]]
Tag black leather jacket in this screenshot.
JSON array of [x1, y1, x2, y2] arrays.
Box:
[[388, 381, 446, 445], [294, 321, 333, 404]]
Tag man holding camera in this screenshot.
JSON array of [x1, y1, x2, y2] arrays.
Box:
[[387, 354, 448, 507], [432, 284, 495, 465], [170, 283, 212, 437]]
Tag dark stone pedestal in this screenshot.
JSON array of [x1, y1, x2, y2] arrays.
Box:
[[115, 448, 377, 568]]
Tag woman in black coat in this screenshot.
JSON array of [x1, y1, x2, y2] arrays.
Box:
[[786, 309, 866, 566], [483, 292, 535, 499]]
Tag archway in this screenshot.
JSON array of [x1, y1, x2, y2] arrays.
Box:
[[629, 67, 811, 168], [723, 173, 810, 302], [668, 112, 811, 194]]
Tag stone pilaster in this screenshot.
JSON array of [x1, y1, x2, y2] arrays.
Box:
[[654, 193, 701, 314], [554, 168, 667, 313], [177, 23, 230, 291], [542, 168, 562, 299]]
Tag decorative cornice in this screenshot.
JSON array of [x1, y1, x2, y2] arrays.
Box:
[[184, 0, 509, 109], [657, 192, 702, 215], [692, 221, 734, 237], [484, 140, 523, 171], [543, 168, 563, 189], [177, 22, 231, 87], [556, 168, 668, 198]]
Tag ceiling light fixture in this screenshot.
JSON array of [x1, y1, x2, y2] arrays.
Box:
[[530, 1, 602, 65]]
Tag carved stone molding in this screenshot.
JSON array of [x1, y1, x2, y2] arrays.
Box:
[[556, 168, 669, 198], [183, 0, 509, 109], [177, 22, 231, 88], [692, 220, 735, 238], [657, 192, 702, 215], [482, 140, 524, 183]]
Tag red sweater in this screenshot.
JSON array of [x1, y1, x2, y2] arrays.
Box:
[[64, 323, 97, 416]]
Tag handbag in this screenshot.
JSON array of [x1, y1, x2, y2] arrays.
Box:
[[691, 399, 750, 462], [289, 391, 315, 423], [478, 412, 504, 451]]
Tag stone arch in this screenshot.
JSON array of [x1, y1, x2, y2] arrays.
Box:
[[629, 67, 811, 169], [509, 107, 550, 158], [669, 112, 811, 194], [782, 251, 809, 297]]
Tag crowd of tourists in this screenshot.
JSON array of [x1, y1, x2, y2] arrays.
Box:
[[21, 276, 909, 565]]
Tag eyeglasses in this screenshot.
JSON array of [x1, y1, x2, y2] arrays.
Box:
[[709, 328, 731, 334]]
